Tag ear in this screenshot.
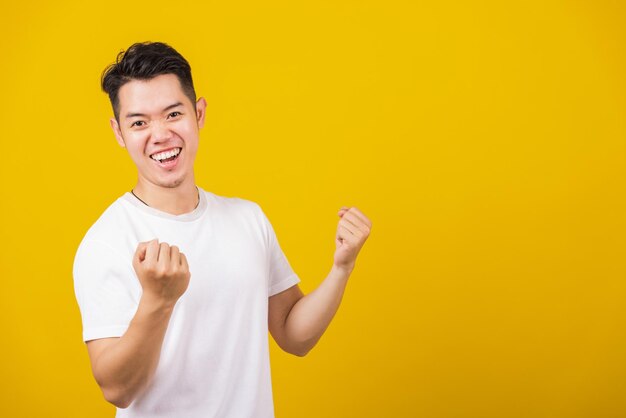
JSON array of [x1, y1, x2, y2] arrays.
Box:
[[196, 97, 207, 129], [110, 118, 126, 148]]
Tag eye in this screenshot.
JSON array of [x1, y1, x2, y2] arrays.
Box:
[[168, 111, 182, 118], [131, 120, 145, 128]]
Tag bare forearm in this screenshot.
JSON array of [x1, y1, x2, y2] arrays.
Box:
[[284, 265, 352, 355], [91, 296, 174, 408]]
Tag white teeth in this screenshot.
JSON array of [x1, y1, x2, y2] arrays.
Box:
[[151, 147, 181, 162]]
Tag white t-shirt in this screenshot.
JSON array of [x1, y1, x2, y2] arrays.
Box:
[[73, 188, 300, 418]]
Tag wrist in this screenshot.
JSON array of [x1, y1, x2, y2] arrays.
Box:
[[139, 292, 177, 315], [331, 262, 355, 277]]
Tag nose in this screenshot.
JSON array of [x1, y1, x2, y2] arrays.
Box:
[[151, 120, 173, 143]]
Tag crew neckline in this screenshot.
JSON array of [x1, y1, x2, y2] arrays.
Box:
[[121, 187, 208, 222]]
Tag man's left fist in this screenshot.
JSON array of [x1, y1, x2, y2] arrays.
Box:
[[334, 206, 372, 273]]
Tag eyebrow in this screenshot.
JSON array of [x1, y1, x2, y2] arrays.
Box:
[[125, 102, 183, 119]]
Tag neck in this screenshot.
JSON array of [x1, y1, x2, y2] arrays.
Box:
[[132, 178, 199, 215]]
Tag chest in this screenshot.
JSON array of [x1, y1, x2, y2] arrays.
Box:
[[121, 212, 270, 309]]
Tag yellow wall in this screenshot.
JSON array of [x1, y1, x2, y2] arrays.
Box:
[[1, 1, 625, 417]]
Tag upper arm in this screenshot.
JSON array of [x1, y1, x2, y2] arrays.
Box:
[[268, 284, 304, 351], [74, 239, 140, 342]]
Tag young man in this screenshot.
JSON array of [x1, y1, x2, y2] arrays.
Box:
[[73, 42, 372, 418]]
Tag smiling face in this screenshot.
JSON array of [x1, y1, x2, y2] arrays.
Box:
[[110, 73, 206, 191]]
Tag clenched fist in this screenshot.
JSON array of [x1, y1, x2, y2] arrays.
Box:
[[334, 207, 372, 273], [132, 239, 191, 306]]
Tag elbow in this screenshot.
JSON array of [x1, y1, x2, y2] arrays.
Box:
[[292, 348, 310, 357], [285, 340, 315, 357], [274, 329, 320, 357], [93, 370, 143, 409], [101, 386, 134, 409]]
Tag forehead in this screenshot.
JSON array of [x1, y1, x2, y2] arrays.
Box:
[[118, 74, 191, 117]]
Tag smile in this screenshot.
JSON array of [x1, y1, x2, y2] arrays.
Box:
[[150, 147, 182, 163]]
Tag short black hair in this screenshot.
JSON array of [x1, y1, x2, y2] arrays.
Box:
[[101, 42, 196, 121]]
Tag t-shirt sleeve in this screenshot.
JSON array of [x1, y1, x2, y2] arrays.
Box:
[[255, 205, 301, 297], [73, 239, 142, 342]]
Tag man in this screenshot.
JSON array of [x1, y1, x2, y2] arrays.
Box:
[[73, 42, 371, 418]]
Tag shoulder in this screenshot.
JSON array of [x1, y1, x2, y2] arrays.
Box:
[[79, 196, 133, 246], [201, 189, 266, 221], [74, 195, 142, 267], [200, 189, 273, 243], [202, 189, 260, 210]]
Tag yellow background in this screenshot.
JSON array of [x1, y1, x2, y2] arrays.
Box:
[[1, 1, 625, 417]]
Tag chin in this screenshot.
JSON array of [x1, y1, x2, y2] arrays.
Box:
[[160, 178, 186, 188], [150, 173, 187, 189]]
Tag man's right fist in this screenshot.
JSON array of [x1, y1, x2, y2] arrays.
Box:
[[132, 239, 191, 306]]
